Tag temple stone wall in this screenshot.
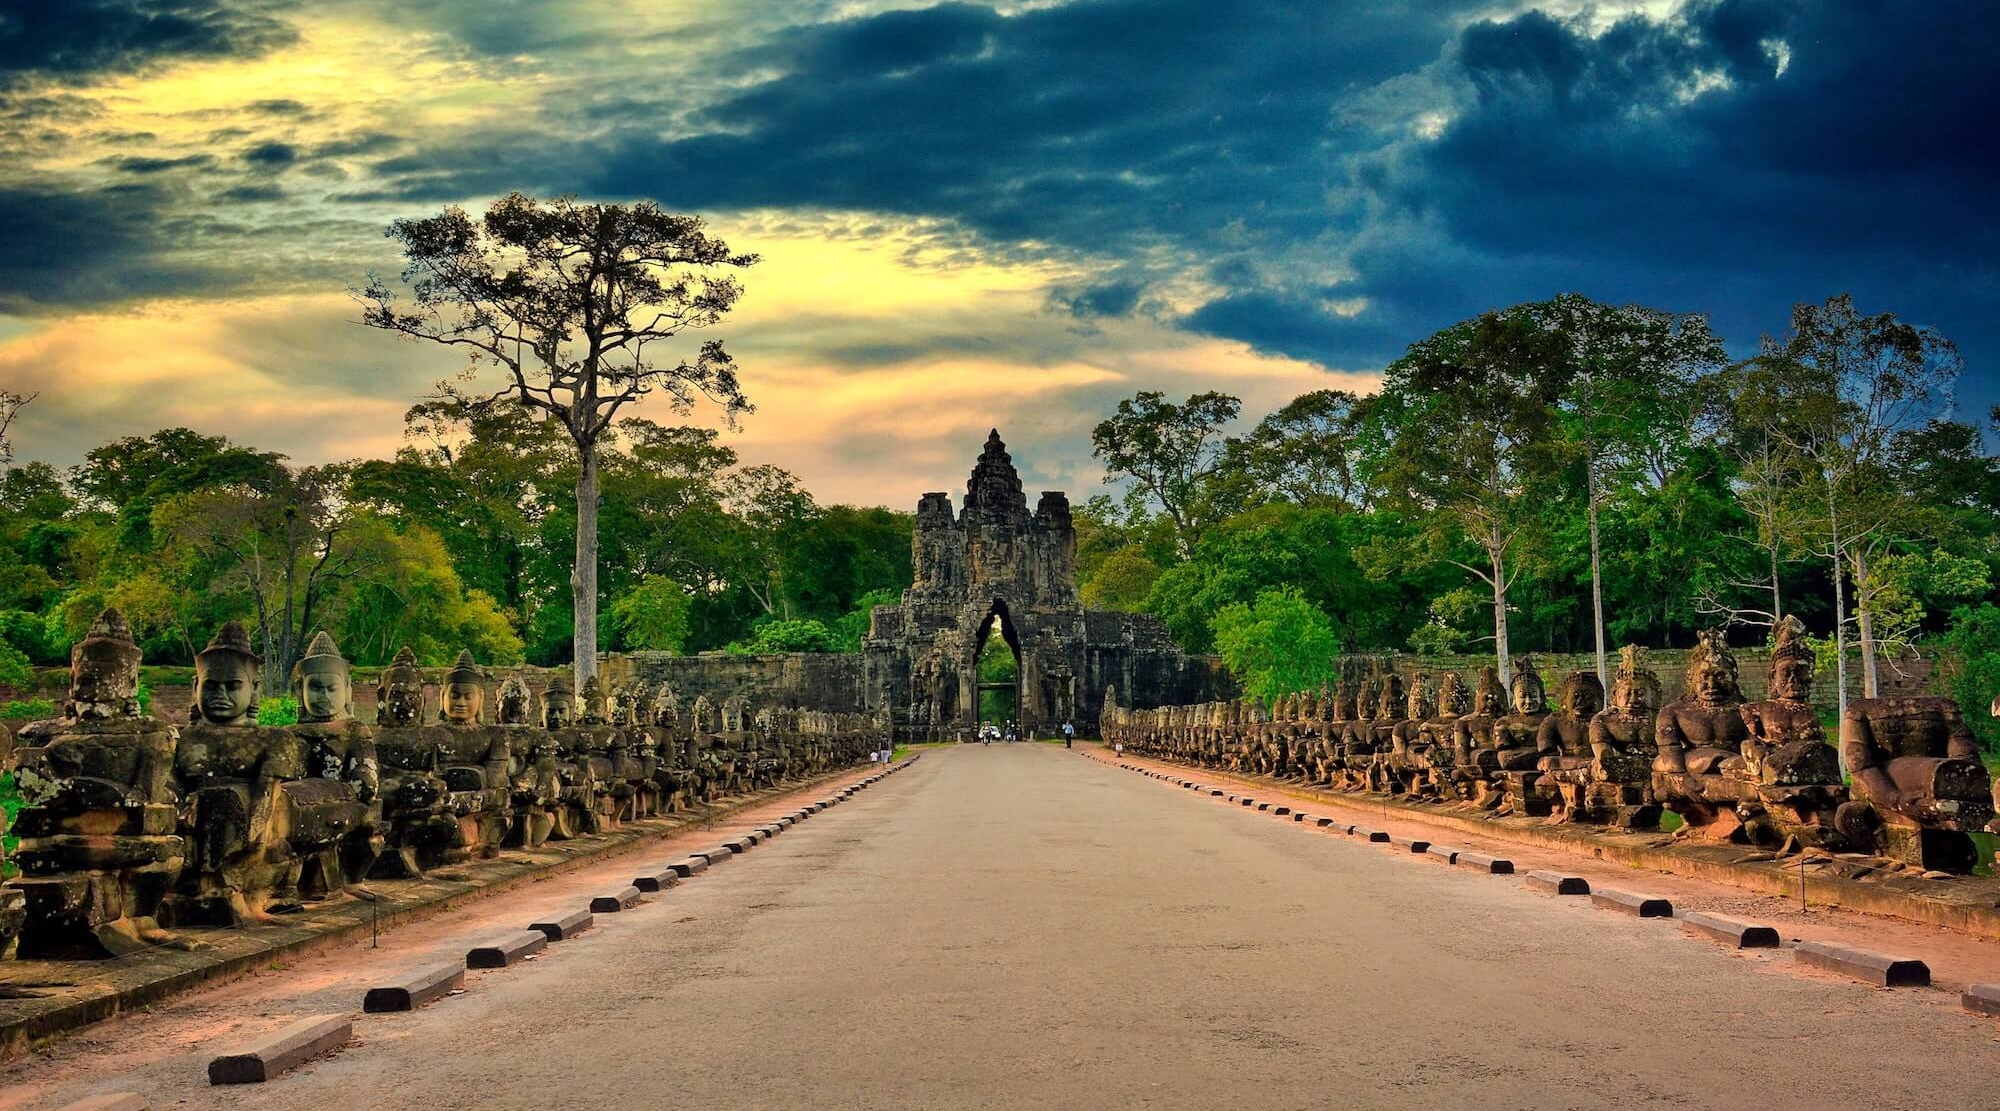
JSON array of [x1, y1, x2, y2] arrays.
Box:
[[616, 652, 869, 714]]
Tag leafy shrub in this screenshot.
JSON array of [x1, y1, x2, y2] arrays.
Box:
[[728, 618, 840, 654], [1938, 604, 2000, 750], [0, 697, 56, 720], [256, 695, 300, 726], [1212, 587, 1339, 704]]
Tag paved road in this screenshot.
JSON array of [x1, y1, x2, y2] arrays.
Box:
[[17, 744, 2000, 1110]]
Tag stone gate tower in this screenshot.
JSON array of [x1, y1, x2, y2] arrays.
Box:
[[865, 430, 1230, 739]]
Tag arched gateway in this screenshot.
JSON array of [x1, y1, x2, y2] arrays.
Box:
[[864, 431, 1231, 740]]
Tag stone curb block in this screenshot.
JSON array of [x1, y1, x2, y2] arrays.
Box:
[[1273, 806, 1291, 815], [1240, 798, 1256, 808], [363, 961, 464, 1013], [1292, 812, 1310, 823], [1455, 852, 1514, 874], [1388, 835, 1430, 853], [531, 909, 596, 940], [1426, 845, 1459, 864], [722, 838, 753, 853], [208, 1013, 352, 1085], [1795, 941, 1930, 986], [467, 931, 548, 968], [1526, 871, 1590, 895], [54, 1094, 149, 1111], [1357, 828, 1390, 843], [1315, 817, 1336, 828], [742, 831, 764, 846], [1211, 790, 1225, 797], [589, 887, 641, 913], [1590, 888, 1672, 917], [633, 868, 681, 893], [1962, 983, 2000, 1016], [670, 856, 709, 878], [1256, 802, 1272, 811], [1681, 912, 1779, 949]]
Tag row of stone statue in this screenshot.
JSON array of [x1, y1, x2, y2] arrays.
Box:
[[0, 610, 886, 961], [1103, 618, 1993, 874]]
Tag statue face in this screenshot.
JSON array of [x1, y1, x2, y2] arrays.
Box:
[[443, 679, 483, 724], [298, 665, 351, 723], [197, 655, 258, 725], [74, 640, 140, 709], [1769, 658, 1811, 703], [544, 695, 573, 729], [1566, 682, 1603, 717], [1512, 680, 1545, 715], [1473, 686, 1503, 717], [1693, 661, 1738, 705], [382, 674, 423, 725]]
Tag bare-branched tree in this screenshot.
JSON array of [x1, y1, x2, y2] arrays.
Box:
[[360, 192, 757, 683]]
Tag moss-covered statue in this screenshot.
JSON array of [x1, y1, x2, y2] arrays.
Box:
[[496, 670, 560, 849], [171, 621, 301, 924], [370, 646, 459, 875], [286, 631, 383, 894], [9, 609, 188, 957]]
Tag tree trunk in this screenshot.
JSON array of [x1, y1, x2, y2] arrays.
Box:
[[573, 446, 600, 686], [1828, 495, 1849, 735], [1853, 546, 1880, 698], [1587, 465, 1607, 687], [1769, 539, 1783, 626], [1489, 538, 1512, 686]]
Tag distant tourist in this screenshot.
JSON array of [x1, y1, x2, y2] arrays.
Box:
[[1063, 721, 1074, 748]]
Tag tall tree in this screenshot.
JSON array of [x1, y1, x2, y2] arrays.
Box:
[[1091, 390, 1243, 555], [1226, 389, 1375, 510], [1369, 310, 1571, 684], [1536, 295, 1725, 684], [361, 192, 756, 684], [1737, 295, 1965, 706], [157, 466, 395, 690]]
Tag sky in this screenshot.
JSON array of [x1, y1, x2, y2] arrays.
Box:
[[1, 0, 1995, 508]]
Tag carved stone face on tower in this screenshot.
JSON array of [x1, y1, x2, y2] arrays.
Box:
[[293, 630, 353, 723], [194, 620, 261, 726]]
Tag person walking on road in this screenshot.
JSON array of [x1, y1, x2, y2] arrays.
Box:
[[1062, 721, 1074, 749]]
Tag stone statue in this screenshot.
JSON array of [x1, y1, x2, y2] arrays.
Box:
[[578, 675, 608, 726], [1484, 658, 1552, 814], [496, 671, 536, 726], [1558, 645, 1663, 827], [1379, 673, 1435, 794], [441, 651, 486, 725], [376, 646, 425, 727], [9, 609, 187, 957], [191, 620, 261, 726], [543, 672, 576, 729], [1447, 667, 1505, 802], [286, 632, 382, 894], [1652, 628, 1748, 777], [1840, 676, 1994, 871]]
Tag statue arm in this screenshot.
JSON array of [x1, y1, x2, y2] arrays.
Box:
[[1839, 712, 1898, 809], [1534, 716, 1561, 758]]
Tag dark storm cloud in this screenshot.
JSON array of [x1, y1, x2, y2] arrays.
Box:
[[561, 0, 2000, 389], [585, 0, 1475, 252], [0, 1, 297, 87], [0, 182, 231, 308], [240, 139, 297, 168]]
